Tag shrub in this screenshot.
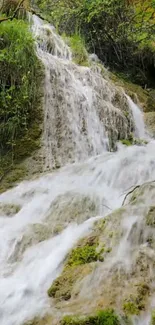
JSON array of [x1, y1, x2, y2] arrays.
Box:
[[0, 19, 43, 170]]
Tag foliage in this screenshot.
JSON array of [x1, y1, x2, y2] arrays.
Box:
[[34, 0, 155, 87], [64, 34, 89, 66], [61, 310, 120, 325], [48, 242, 104, 299], [0, 19, 43, 177]]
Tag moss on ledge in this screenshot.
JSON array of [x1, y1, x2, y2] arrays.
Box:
[[48, 263, 93, 300], [48, 239, 104, 300], [61, 309, 120, 325]]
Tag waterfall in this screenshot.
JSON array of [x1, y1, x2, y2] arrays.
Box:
[[1, 14, 155, 325], [126, 95, 146, 139], [31, 15, 138, 169]]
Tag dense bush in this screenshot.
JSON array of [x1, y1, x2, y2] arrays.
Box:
[[0, 19, 43, 161]]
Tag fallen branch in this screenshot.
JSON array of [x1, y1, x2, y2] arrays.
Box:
[[101, 203, 112, 211], [122, 180, 155, 206], [122, 185, 140, 206]]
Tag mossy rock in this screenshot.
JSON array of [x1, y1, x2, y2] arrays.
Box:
[[146, 206, 155, 227], [61, 309, 120, 325], [145, 90, 155, 112], [123, 283, 150, 316], [144, 112, 155, 137], [0, 166, 27, 193], [23, 315, 53, 325], [46, 192, 99, 228], [48, 264, 93, 300], [123, 301, 140, 315], [110, 73, 149, 107], [151, 310, 155, 325], [66, 243, 104, 267], [0, 203, 21, 216], [120, 137, 147, 147], [48, 240, 104, 301]]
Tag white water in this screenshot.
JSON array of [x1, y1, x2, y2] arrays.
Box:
[[126, 95, 146, 139], [1, 14, 155, 325], [31, 15, 138, 168]]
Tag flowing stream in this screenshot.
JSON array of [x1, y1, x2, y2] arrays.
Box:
[[0, 14, 155, 325]]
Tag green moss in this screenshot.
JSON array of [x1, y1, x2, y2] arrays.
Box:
[[120, 139, 133, 146], [120, 137, 147, 148], [64, 34, 89, 66], [151, 310, 155, 325], [66, 243, 104, 267], [123, 301, 140, 315], [61, 309, 120, 325], [48, 240, 104, 300], [133, 139, 148, 146], [96, 219, 106, 231], [123, 283, 150, 315]]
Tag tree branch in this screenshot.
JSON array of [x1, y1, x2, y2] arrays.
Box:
[[122, 180, 155, 206], [0, 0, 25, 23]]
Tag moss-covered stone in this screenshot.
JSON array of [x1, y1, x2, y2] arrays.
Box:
[[120, 138, 147, 147], [0, 203, 21, 216], [146, 206, 155, 227], [23, 315, 53, 325], [123, 301, 140, 315], [46, 193, 99, 230], [61, 309, 120, 325], [120, 139, 133, 146], [123, 283, 150, 316], [0, 166, 27, 193], [151, 310, 155, 325], [66, 243, 104, 267], [144, 112, 155, 137], [48, 264, 93, 300], [110, 72, 149, 106]]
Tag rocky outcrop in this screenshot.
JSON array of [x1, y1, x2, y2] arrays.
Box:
[[46, 182, 155, 323]]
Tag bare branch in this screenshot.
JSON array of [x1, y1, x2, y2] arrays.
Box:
[[122, 180, 155, 206], [0, 0, 25, 23]]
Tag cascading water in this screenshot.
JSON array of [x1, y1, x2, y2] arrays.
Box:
[[1, 14, 155, 325], [126, 95, 146, 139], [31, 15, 137, 169]]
